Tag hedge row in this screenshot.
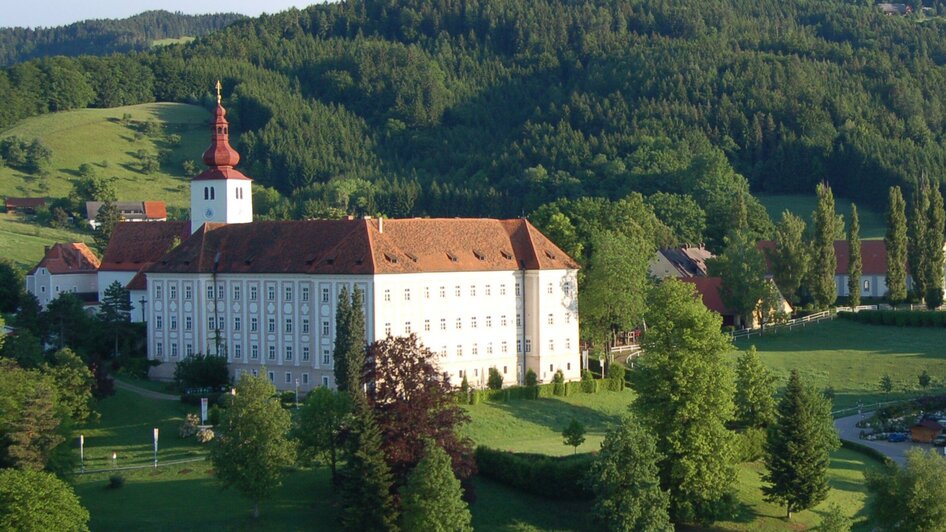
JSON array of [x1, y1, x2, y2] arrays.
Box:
[[462, 378, 620, 405], [840, 439, 896, 468], [474, 447, 594, 500], [839, 310, 946, 327]]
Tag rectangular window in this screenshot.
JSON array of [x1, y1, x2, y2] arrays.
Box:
[[322, 376, 330, 387], [485, 284, 491, 296], [267, 286, 275, 301], [156, 342, 163, 356], [234, 344, 242, 358], [302, 373, 309, 385], [385, 323, 392, 336], [455, 286, 461, 297], [155, 285, 163, 299], [302, 286, 309, 302], [169, 285, 177, 300], [471, 317, 477, 328], [487, 343, 493, 354], [567, 362, 571, 371], [321, 288, 329, 303], [185, 316, 192, 331], [322, 321, 330, 336], [251, 317, 258, 332], [206, 285, 214, 299], [503, 365, 508, 374], [439, 286, 446, 298], [501, 315, 507, 327], [563, 282, 572, 296], [208, 317, 215, 330], [500, 284, 507, 296], [470, 285, 476, 297], [863, 280, 871, 291], [233, 285, 241, 300], [155, 316, 163, 330], [268, 345, 276, 360], [252, 369, 258, 377], [302, 319, 310, 334], [285, 286, 293, 301], [517, 340, 522, 354], [268, 318, 275, 333], [472, 344, 479, 355], [515, 283, 521, 296], [549, 340, 554, 351], [322, 350, 330, 365], [384, 289, 391, 302], [566, 338, 571, 350], [549, 364, 554, 373], [440, 318, 446, 330], [170, 316, 177, 330], [184, 285, 192, 300], [285, 319, 293, 333], [285, 346, 293, 361], [186, 343, 193, 357], [516, 314, 521, 327], [251, 345, 259, 359], [547, 283, 553, 294], [486, 316, 492, 328], [302, 346, 310, 361], [268, 371, 274, 383], [425, 287, 430, 299], [404, 289, 411, 301], [404, 322, 412, 334], [526, 339, 532, 353], [502, 341, 508, 353], [424, 320, 431, 331], [455, 318, 462, 330], [456, 345, 463, 357], [171, 344, 178, 357], [250, 286, 258, 301], [234, 317, 241, 331], [548, 314, 554, 325]]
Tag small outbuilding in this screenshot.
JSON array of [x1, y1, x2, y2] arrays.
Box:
[[910, 419, 943, 443]]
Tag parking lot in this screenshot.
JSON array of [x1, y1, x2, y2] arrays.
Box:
[[835, 413, 946, 465]]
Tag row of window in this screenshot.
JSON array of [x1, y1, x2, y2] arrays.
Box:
[[433, 338, 571, 358], [382, 311, 572, 336], [382, 281, 572, 302], [236, 369, 329, 388], [155, 283, 335, 303], [155, 341, 333, 365], [154, 315, 331, 336], [455, 362, 573, 381]]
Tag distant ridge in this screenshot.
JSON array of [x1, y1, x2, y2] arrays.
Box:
[[0, 10, 245, 66]]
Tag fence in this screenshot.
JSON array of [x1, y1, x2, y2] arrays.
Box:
[[75, 455, 208, 475], [729, 305, 880, 341]]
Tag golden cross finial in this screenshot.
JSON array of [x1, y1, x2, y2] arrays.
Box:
[[215, 80, 222, 105]]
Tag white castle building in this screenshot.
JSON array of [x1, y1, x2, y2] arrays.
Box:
[[140, 87, 581, 392]]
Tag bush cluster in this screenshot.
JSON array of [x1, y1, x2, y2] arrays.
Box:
[[461, 378, 611, 405], [732, 428, 767, 462], [839, 310, 946, 327], [474, 447, 594, 500]]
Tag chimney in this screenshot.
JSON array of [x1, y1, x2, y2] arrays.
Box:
[[378, 217, 383, 234]]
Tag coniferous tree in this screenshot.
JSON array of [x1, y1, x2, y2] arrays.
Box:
[[847, 204, 862, 307], [769, 212, 810, 305], [908, 180, 930, 299], [734, 346, 777, 429], [347, 286, 367, 394], [587, 415, 673, 532], [810, 183, 841, 309], [340, 398, 398, 531], [886, 186, 909, 305], [99, 280, 132, 357], [332, 286, 353, 391], [633, 280, 735, 523], [92, 200, 119, 254], [763, 370, 839, 519], [399, 441, 473, 532], [925, 184, 945, 309]]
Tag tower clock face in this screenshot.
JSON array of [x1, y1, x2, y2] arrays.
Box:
[[204, 208, 215, 219]]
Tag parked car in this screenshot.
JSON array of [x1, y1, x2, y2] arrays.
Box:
[[888, 432, 908, 443], [933, 434, 946, 447]]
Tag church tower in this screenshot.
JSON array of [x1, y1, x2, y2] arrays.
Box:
[[190, 81, 253, 234]]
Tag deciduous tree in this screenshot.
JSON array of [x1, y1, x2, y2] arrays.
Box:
[[6, 381, 64, 471], [734, 346, 777, 429], [708, 229, 768, 327], [909, 180, 931, 298], [925, 184, 945, 308], [295, 387, 351, 483], [0, 469, 89, 531], [867, 449, 946, 531], [0, 258, 23, 313], [587, 415, 673, 531], [769, 212, 809, 305], [886, 186, 909, 305], [399, 441, 473, 532], [562, 418, 586, 454], [210, 373, 295, 519], [847, 204, 862, 307], [763, 370, 839, 519], [632, 280, 735, 523], [43, 348, 94, 423], [810, 183, 842, 309]]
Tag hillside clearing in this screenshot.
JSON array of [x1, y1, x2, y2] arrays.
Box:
[[758, 194, 886, 239]]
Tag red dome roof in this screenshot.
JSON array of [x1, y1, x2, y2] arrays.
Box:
[[201, 103, 241, 169]]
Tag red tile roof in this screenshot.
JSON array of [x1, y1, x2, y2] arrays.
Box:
[[759, 240, 891, 275], [142, 201, 168, 219], [679, 277, 729, 315], [5, 197, 47, 212], [126, 271, 148, 291], [100, 221, 191, 272], [149, 218, 579, 275], [28, 243, 100, 275]]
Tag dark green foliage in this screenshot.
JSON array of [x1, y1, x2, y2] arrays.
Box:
[[763, 370, 840, 519], [487, 367, 503, 390], [173, 354, 229, 391], [925, 185, 945, 309], [340, 400, 398, 531], [732, 428, 767, 463], [562, 419, 586, 454], [399, 442, 473, 532], [810, 183, 841, 309], [0, 469, 89, 531], [607, 361, 625, 392], [919, 370, 932, 389], [580, 369, 595, 393], [333, 286, 366, 394], [552, 369, 565, 396], [848, 204, 862, 308], [819, 503, 852, 532], [587, 416, 672, 531], [886, 187, 909, 305], [295, 387, 351, 482], [6, 381, 64, 471], [867, 449, 946, 531], [0, 259, 24, 313], [708, 229, 768, 325], [734, 346, 777, 429], [525, 369, 537, 388], [768, 212, 809, 306], [880, 374, 894, 394], [0, 330, 44, 369], [908, 180, 931, 299], [93, 200, 119, 254], [474, 447, 595, 500], [839, 309, 946, 327], [108, 474, 125, 489]]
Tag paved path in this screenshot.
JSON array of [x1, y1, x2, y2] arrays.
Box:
[[835, 413, 943, 466], [114, 379, 180, 401]]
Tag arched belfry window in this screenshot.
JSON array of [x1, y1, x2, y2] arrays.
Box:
[[203, 187, 209, 200], [210, 187, 215, 200]]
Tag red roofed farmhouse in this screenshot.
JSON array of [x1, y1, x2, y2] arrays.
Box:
[[132, 84, 582, 392], [26, 243, 100, 308]]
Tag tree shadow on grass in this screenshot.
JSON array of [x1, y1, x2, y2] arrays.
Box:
[[488, 396, 623, 435]]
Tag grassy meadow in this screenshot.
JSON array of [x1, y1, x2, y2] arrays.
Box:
[[0, 102, 209, 208], [0, 212, 91, 270], [757, 194, 886, 239]]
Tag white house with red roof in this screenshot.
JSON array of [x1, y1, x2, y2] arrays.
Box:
[[26, 243, 100, 308], [138, 84, 581, 391]]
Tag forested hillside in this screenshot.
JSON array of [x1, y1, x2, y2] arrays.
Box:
[[0, 10, 244, 66], [4, 0, 946, 247]]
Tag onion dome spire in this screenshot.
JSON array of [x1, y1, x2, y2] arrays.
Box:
[[201, 80, 241, 169]]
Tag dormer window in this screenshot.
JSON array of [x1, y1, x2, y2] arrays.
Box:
[[446, 252, 458, 263], [473, 250, 486, 261], [500, 250, 513, 260]]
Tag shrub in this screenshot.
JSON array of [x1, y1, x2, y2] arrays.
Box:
[[488, 367, 503, 390], [607, 362, 626, 391], [279, 391, 297, 407], [581, 369, 595, 393], [179, 413, 200, 438], [732, 428, 767, 462], [474, 447, 594, 500], [107, 474, 125, 489], [180, 392, 224, 406], [525, 369, 538, 387], [196, 428, 215, 444], [552, 370, 565, 396], [173, 353, 229, 391]]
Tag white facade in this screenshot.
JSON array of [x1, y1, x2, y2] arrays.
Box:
[[96, 270, 148, 322], [27, 268, 98, 308], [146, 268, 580, 392], [190, 179, 252, 234]]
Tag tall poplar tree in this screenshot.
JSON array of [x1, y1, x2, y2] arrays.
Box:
[[925, 185, 945, 309], [332, 286, 353, 391], [811, 183, 841, 309], [347, 286, 367, 393], [886, 186, 909, 305], [769, 212, 809, 305], [763, 370, 839, 519], [908, 180, 930, 298], [847, 204, 862, 307], [633, 280, 735, 523]]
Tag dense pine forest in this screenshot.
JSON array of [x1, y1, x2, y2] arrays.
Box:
[[5, 0, 946, 247], [0, 11, 244, 66]]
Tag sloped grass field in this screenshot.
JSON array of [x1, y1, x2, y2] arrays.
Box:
[[757, 194, 886, 239], [0, 102, 209, 208], [0, 212, 91, 269]]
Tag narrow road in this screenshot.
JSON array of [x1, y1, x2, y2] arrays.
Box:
[[114, 379, 180, 401], [835, 413, 943, 466]]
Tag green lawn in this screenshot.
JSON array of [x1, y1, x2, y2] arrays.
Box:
[[0, 212, 92, 270], [0, 102, 209, 209], [732, 319, 946, 411], [757, 194, 886, 239]]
